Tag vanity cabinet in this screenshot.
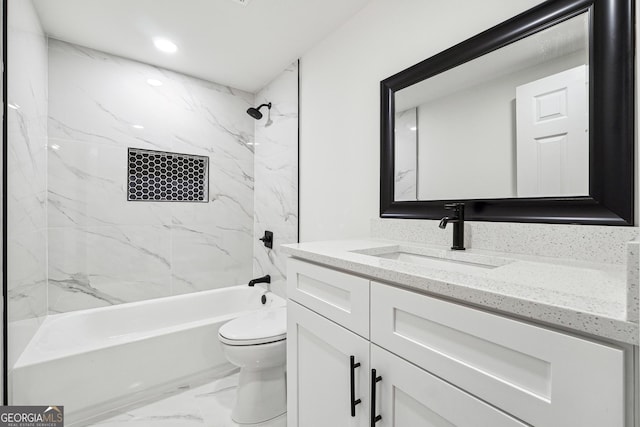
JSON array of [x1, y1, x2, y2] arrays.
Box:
[[286, 258, 628, 427]]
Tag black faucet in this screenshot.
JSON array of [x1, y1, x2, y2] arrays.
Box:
[[439, 203, 465, 251], [248, 275, 271, 287]]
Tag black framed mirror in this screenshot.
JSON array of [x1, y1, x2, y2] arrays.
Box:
[[380, 0, 634, 225]]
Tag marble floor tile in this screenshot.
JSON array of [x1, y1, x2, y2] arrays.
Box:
[[87, 371, 286, 427]]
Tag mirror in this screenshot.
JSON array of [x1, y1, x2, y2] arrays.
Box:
[[381, 0, 634, 225]]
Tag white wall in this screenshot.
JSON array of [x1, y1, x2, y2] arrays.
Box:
[[299, 0, 547, 241]]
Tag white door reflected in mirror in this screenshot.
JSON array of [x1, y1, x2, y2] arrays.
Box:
[[515, 65, 589, 198]]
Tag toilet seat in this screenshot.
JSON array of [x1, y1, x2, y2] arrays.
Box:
[[219, 306, 286, 346]]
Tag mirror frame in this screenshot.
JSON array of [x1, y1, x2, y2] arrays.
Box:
[[380, 0, 634, 225]]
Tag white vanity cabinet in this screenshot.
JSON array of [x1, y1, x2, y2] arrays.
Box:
[[286, 258, 628, 427], [286, 258, 371, 426]]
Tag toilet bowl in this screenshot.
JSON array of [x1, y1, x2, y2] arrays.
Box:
[[218, 306, 287, 424]]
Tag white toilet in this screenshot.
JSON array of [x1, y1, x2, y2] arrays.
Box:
[[218, 306, 287, 424]]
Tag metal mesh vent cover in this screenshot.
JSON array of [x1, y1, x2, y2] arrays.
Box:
[[127, 148, 209, 202]]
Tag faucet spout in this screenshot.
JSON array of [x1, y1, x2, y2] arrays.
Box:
[[248, 274, 271, 287], [439, 217, 450, 229]]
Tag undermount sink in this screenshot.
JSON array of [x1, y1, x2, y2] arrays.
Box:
[[354, 245, 512, 274]]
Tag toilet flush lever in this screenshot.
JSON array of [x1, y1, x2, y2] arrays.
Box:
[[259, 230, 273, 249]]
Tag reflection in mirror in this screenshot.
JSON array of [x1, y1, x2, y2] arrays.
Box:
[[394, 108, 418, 201], [394, 12, 589, 202]]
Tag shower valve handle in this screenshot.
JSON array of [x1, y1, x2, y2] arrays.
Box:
[[260, 230, 273, 249]]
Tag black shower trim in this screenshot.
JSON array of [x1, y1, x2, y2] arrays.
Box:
[[3, 0, 9, 405]]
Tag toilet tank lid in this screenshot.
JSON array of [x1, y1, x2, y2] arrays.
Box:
[[219, 306, 287, 342]]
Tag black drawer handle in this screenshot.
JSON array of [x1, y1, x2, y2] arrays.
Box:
[[350, 356, 362, 417], [371, 368, 382, 426]]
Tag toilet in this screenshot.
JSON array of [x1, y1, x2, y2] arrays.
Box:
[[218, 306, 287, 424]]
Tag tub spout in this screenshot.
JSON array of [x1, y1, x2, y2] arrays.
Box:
[[248, 275, 271, 287]]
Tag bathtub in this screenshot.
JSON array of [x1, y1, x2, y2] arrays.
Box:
[[11, 285, 285, 425]]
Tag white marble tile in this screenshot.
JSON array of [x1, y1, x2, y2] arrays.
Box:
[[48, 140, 170, 227], [394, 108, 418, 201], [171, 224, 253, 295], [90, 392, 205, 427], [46, 39, 257, 312], [48, 226, 172, 313], [252, 62, 299, 299], [7, 0, 48, 324], [88, 371, 286, 427], [7, 230, 47, 321]]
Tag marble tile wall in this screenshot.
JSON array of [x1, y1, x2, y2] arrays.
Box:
[[7, 0, 48, 324], [394, 108, 417, 201], [252, 62, 299, 298], [47, 40, 255, 313]]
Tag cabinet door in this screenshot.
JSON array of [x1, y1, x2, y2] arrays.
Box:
[[371, 345, 527, 427], [287, 300, 370, 427]]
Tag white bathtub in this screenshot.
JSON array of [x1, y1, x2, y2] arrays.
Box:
[[11, 285, 285, 425]]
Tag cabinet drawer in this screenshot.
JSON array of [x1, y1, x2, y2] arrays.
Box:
[[287, 258, 369, 337], [371, 282, 625, 427]]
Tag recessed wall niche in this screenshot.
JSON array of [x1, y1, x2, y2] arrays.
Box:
[[127, 148, 209, 202]]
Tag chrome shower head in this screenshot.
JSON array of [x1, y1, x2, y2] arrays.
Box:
[[246, 102, 271, 120]]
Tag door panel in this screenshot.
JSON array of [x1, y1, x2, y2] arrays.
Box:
[[516, 64, 588, 197]]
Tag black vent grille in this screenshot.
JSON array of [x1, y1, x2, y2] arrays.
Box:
[[127, 148, 209, 202]]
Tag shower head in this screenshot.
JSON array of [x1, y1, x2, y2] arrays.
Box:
[[246, 102, 271, 120]]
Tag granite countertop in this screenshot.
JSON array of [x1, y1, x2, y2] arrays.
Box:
[[281, 239, 638, 345]]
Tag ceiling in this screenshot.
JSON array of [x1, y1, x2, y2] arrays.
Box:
[[32, 0, 370, 93]]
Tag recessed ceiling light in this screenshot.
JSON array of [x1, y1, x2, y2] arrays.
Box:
[[153, 38, 177, 54], [131, 124, 145, 129], [50, 144, 60, 150], [146, 79, 163, 87], [8, 103, 20, 110]]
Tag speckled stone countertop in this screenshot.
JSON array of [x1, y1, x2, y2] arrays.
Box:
[[281, 239, 638, 345]]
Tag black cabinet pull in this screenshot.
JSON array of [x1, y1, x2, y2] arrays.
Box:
[[370, 368, 382, 426], [350, 356, 362, 417]]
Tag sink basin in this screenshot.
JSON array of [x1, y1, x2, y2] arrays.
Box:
[[354, 245, 512, 274]]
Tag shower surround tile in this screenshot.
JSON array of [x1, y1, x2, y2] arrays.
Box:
[[47, 39, 255, 313], [47, 226, 172, 313], [7, 0, 48, 330], [171, 223, 253, 294], [253, 62, 299, 298], [48, 139, 171, 227], [7, 230, 48, 321]]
